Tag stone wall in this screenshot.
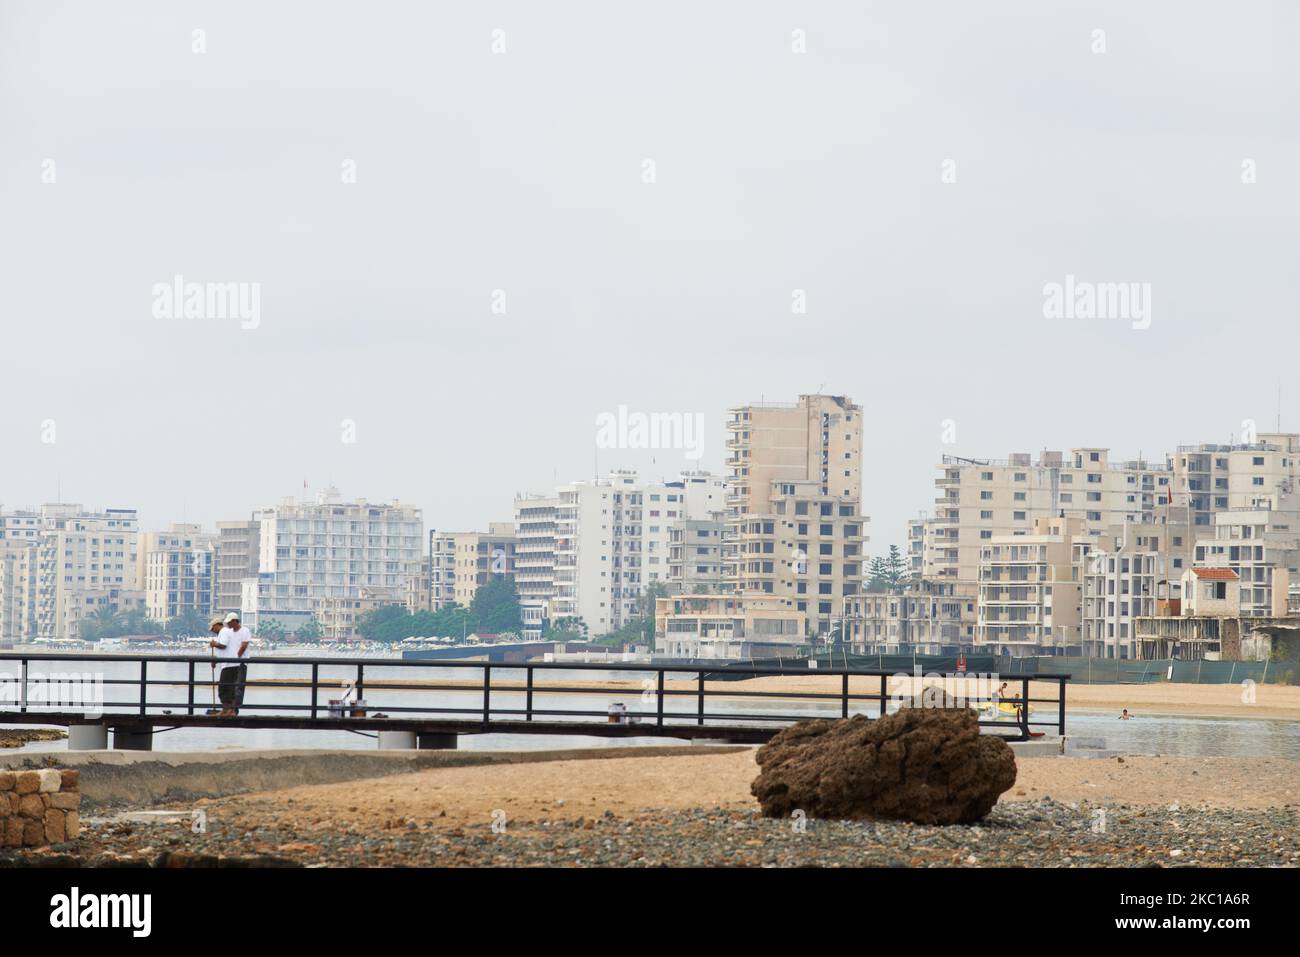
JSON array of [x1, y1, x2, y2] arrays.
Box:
[[0, 769, 81, 848]]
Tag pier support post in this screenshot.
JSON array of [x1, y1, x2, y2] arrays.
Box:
[[111, 728, 153, 751], [68, 723, 109, 750], [416, 732, 457, 750], [377, 730, 416, 750]]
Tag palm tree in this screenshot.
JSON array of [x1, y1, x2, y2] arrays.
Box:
[[79, 606, 123, 642]]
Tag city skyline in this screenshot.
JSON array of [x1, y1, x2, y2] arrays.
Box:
[[3, 3, 1298, 551], [5, 413, 1296, 553]]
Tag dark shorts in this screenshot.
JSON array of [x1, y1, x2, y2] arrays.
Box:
[[218, 663, 247, 709]]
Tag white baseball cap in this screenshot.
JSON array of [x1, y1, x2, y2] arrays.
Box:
[[224, 612, 241, 624]]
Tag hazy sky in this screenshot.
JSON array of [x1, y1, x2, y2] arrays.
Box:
[[2, 1, 1297, 552]]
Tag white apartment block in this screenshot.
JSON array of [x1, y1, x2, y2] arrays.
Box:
[[513, 495, 559, 640], [517, 471, 725, 638], [240, 488, 422, 637], [724, 395, 868, 638]]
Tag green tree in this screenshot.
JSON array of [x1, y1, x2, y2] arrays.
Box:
[[357, 604, 408, 641], [295, 618, 323, 641], [545, 616, 589, 641], [166, 611, 210, 639], [590, 582, 669, 647], [866, 546, 909, 593], [882, 544, 908, 588], [80, 606, 122, 642], [469, 576, 523, 633], [258, 619, 288, 640]]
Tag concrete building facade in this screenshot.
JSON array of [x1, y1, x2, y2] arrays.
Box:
[[239, 488, 422, 634], [723, 395, 868, 638]]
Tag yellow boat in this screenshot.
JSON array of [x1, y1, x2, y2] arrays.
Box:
[[995, 701, 1033, 717]]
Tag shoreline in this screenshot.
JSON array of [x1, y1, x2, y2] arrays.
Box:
[[10, 748, 1295, 868]]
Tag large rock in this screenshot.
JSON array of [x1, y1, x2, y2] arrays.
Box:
[[751, 696, 1017, 825]]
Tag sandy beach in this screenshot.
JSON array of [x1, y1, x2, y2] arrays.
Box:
[[34, 747, 1295, 868], [213, 749, 1300, 828]]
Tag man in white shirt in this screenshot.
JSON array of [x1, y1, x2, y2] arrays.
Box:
[[209, 612, 251, 717]]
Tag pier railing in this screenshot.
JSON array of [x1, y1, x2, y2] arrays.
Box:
[[0, 653, 1070, 741]]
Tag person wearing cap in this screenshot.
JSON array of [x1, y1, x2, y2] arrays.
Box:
[[209, 612, 251, 717], [205, 617, 225, 715]]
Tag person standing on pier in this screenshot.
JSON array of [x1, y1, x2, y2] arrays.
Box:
[[210, 612, 251, 717]]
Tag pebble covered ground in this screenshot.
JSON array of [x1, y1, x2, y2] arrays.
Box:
[[5, 799, 1297, 867]]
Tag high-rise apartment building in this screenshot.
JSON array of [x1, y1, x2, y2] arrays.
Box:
[[1169, 435, 1300, 524], [34, 505, 141, 641], [723, 395, 868, 637], [515, 471, 725, 637], [428, 523, 517, 610], [977, 515, 1085, 655], [139, 523, 215, 622], [1194, 494, 1300, 617], [240, 488, 422, 634], [667, 515, 726, 594], [1080, 520, 1192, 658], [931, 449, 1170, 585], [513, 495, 559, 640], [214, 520, 261, 615]]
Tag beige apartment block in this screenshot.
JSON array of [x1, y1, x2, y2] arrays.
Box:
[[404, 572, 431, 614], [140, 523, 215, 622], [843, 580, 977, 653], [0, 540, 37, 641], [1168, 435, 1300, 522], [1079, 520, 1192, 659], [215, 520, 260, 615], [314, 585, 405, 640], [428, 523, 517, 611], [932, 449, 1170, 585], [726, 394, 862, 515], [29, 505, 140, 641], [653, 594, 804, 659], [724, 395, 868, 638], [906, 514, 939, 580], [977, 515, 1086, 655]]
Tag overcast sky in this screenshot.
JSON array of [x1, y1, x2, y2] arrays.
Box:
[[2, 1, 1297, 551]]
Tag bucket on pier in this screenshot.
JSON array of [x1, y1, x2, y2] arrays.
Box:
[[327, 699, 367, 718], [607, 702, 628, 724]]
